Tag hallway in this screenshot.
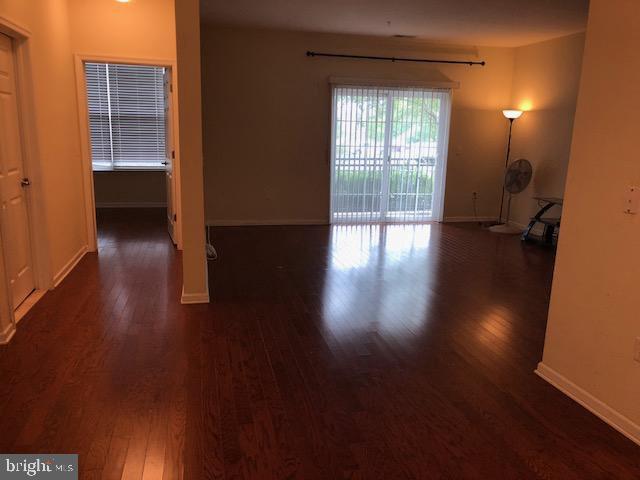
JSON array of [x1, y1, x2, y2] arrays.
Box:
[[0, 210, 638, 479], [0, 208, 187, 478]]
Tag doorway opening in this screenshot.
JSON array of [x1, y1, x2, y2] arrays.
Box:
[[80, 60, 178, 249], [330, 85, 451, 224]]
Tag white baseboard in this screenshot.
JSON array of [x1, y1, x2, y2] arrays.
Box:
[[442, 216, 496, 223], [14, 289, 46, 324], [53, 245, 88, 288], [206, 219, 328, 226], [0, 321, 16, 344], [180, 286, 210, 304], [96, 202, 167, 208], [535, 363, 640, 446]]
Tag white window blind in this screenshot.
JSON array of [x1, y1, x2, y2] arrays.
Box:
[[85, 62, 166, 170], [330, 85, 451, 224]]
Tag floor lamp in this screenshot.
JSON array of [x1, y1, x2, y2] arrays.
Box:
[[489, 109, 523, 234]]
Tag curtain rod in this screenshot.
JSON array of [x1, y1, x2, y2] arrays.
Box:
[[306, 51, 486, 66]]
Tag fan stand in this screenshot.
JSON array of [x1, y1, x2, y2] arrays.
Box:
[[489, 193, 521, 234]]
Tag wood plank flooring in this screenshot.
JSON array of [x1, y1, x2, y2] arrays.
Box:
[[0, 208, 638, 479]]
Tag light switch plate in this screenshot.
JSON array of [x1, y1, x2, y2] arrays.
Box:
[[624, 186, 640, 214]]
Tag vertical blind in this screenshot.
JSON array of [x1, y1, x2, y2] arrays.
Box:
[[85, 62, 166, 170], [330, 85, 451, 224]]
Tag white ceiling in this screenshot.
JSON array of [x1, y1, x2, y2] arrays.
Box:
[[200, 0, 588, 47]]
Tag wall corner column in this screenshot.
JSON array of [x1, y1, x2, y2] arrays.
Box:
[[174, 0, 209, 304]]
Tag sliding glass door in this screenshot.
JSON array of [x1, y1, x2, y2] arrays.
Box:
[[330, 85, 451, 224]]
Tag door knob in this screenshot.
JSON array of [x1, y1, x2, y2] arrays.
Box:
[[20, 178, 30, 187]]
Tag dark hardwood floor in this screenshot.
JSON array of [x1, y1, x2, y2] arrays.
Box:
[[0, 208, 638, 479]]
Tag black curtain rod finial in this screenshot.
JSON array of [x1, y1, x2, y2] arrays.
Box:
[[306, 50, 485, 67]]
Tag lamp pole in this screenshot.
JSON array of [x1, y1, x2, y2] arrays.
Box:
[[498, 118, 515, 223]]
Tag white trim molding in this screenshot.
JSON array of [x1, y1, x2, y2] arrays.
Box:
[[536, 363, 640, 447], [14, 289, 46, 324], [0, 321, 16, 344], [329, 76, 460, 90], [207, 219, 329, 227], [180, 287, 209, 305], [0, 15, 31, 39], [53, 246, 88, 288]]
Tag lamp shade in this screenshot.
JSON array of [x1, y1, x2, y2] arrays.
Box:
[[502, 109, 523, 119]]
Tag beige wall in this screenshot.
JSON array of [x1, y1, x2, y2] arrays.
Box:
[[507, 33, 585, 228], [201, 26, 517, 224], [541, 0, 640, 438], [67, 0, 176, 60], [0, 0, 85, 282], [93, 171, 166, 207]]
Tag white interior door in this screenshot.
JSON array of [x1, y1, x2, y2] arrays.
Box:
[[331, 85, 451, 224], [163, 68, 177, 244], [0, 33, 35, 308]]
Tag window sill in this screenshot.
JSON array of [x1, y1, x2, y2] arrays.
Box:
[[93, 168, 166, 173]]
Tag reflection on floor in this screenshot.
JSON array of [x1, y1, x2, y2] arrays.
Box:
[[323, 224, 437, 339], [0, 212, 638, 479]]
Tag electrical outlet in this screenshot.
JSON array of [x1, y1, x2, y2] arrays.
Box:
[[634, 338, 640, 364]]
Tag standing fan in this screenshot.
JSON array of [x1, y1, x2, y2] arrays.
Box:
[[489, 158, 533, 234]]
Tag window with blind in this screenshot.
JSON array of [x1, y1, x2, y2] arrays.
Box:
[[85, 62, 166, 170]]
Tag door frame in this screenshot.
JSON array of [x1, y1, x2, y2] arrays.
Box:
[[0, 16, 53, 337], [73, 54, 183, 252]]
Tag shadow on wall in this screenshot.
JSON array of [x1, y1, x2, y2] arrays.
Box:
[[507, 108, 577, 225], [507, 32, 586, 228]]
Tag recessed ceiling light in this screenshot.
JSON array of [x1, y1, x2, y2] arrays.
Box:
[[115, 0, 132, 3]]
